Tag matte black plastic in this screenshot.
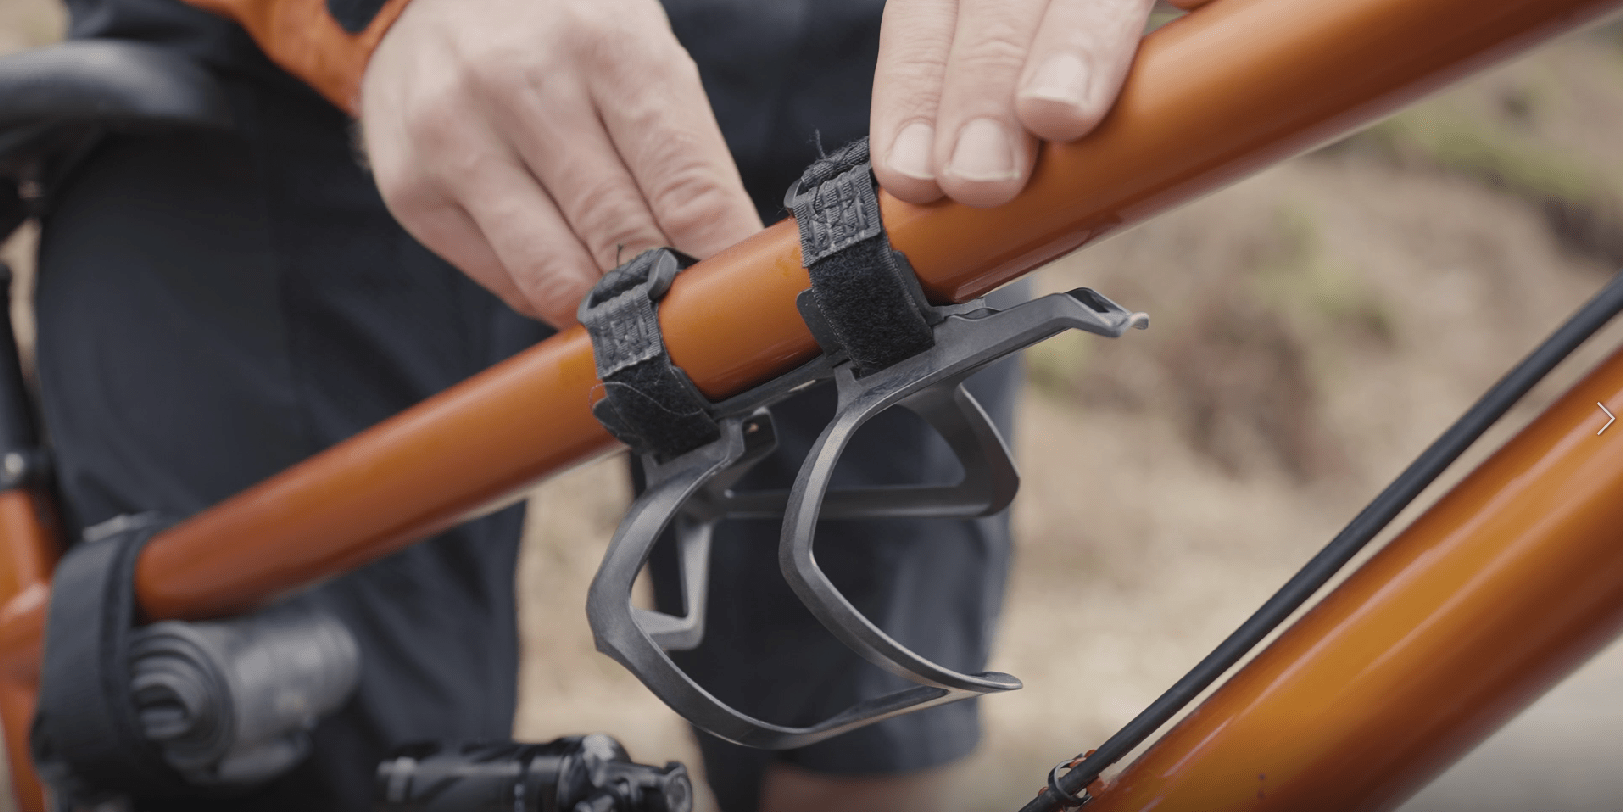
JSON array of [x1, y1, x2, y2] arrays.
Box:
[[0, 40, 231, 136], [587, 288, 1148, 749], [0, 263, 41, 490], [0, 41, 233, 245]]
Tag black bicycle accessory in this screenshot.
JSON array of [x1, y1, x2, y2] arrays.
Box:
[[0, 262, 47, 494], [0, 40, 233, 244], [1029, 269, 1623, 812], [577, 247, 718, 462], [127, 600, 360, 786], [579, 140, 1148, 750], [32, 514, 361, 805], [376, 734, 692, 812]]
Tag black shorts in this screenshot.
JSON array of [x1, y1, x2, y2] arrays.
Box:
[[33, 76, 1017, 812]]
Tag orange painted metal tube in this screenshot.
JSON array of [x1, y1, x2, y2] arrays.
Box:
[[1086, 343, 1623, 812], [113, 0, 1623, 625], [0, 0, 1609, 750], [0, 489, 61, 812], [1, 678, 44, 812], [0, 0, 1613, 809]]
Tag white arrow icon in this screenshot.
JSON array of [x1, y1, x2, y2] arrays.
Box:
[[1602, 403, 1616, 436]]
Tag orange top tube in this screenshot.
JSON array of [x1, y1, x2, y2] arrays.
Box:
[[0, 0, 1611, 662]]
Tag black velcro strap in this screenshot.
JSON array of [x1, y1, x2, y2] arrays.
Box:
[[784, 138, 934, 376], [579, 248, 721, 461], [31, 515, 192, 804]]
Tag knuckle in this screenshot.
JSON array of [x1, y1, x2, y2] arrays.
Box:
[[558, 0, 618, 43], [567, 180, 664, 268], [598, 31, 690, 88], [438, 150, 513, 200], [401, 92, 466, 151], [957, 23, 1031, 74], [372, 161, 432, 211], [565, 3, 632, 55], [658, 43, 702, 83], [649, 167, 737, 246], [369, 143, 461, 223], [465, 48, 535, 100], [885, 27, 952, 72], [882, 50, 948, 98], [579, 35, 632, 78], [516, 261, 594, 322]]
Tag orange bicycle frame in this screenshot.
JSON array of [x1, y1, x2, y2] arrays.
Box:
[[2, 0, 1622, 808]]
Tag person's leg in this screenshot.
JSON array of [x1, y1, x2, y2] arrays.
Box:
[[34, 75, 548, 810]]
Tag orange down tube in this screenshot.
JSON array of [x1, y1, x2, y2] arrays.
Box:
[[1085, 337, 1623, 812]]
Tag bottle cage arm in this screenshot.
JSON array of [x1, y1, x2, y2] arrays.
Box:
[[586, 414, 975, 750], [576, 137, 1149, 750], [585, 288, 1148, 749], [779, 290, 1147, 692]]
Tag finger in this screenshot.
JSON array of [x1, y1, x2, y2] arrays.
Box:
[[586, 33, 762, 258], [1166, 0, 1213, 9], [362, 94, 545, 320], [394, 196, 541, 320], [933, 0, 1048, 208], [1016, 0, 1157, 142], [870, 0, 956, 204], [486, 63, 672, 273], [448, 147, 603, 327]]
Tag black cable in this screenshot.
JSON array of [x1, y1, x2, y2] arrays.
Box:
[[1024, 269, 1623, 812]]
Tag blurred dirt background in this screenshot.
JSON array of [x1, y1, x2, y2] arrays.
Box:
[[5, 5, 1623, 812]]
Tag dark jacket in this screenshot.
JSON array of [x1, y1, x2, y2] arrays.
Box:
[[62, 0, 886, 220]]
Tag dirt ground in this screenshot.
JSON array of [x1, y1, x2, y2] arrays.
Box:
[[5, 6, 1623, 812]]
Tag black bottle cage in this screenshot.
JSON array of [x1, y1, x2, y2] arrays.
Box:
[[585, 288, 1147, 750]]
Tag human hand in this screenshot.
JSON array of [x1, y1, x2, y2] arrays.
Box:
[[359, 0, 763, 327], [871, 0, 1162, 208]]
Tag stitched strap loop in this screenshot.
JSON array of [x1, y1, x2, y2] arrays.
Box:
[[579, 248, 721, 461], [784, 138, 935, 376]]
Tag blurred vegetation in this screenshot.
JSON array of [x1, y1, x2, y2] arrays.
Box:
[[1252, 204, 1395, 347], [1324, 56, 1623, 269], [1026, 329, 1096, 399], [1359, 108, 1591, 204]]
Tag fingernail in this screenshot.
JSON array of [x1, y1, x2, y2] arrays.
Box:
[[948, 118, 1017, 182], [887, 122, 935, 181], [1022, 54, 1089, 109]]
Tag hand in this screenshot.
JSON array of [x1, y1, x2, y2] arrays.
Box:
[[359, 0, 763, 327], [871, 0, 1161, 208]]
